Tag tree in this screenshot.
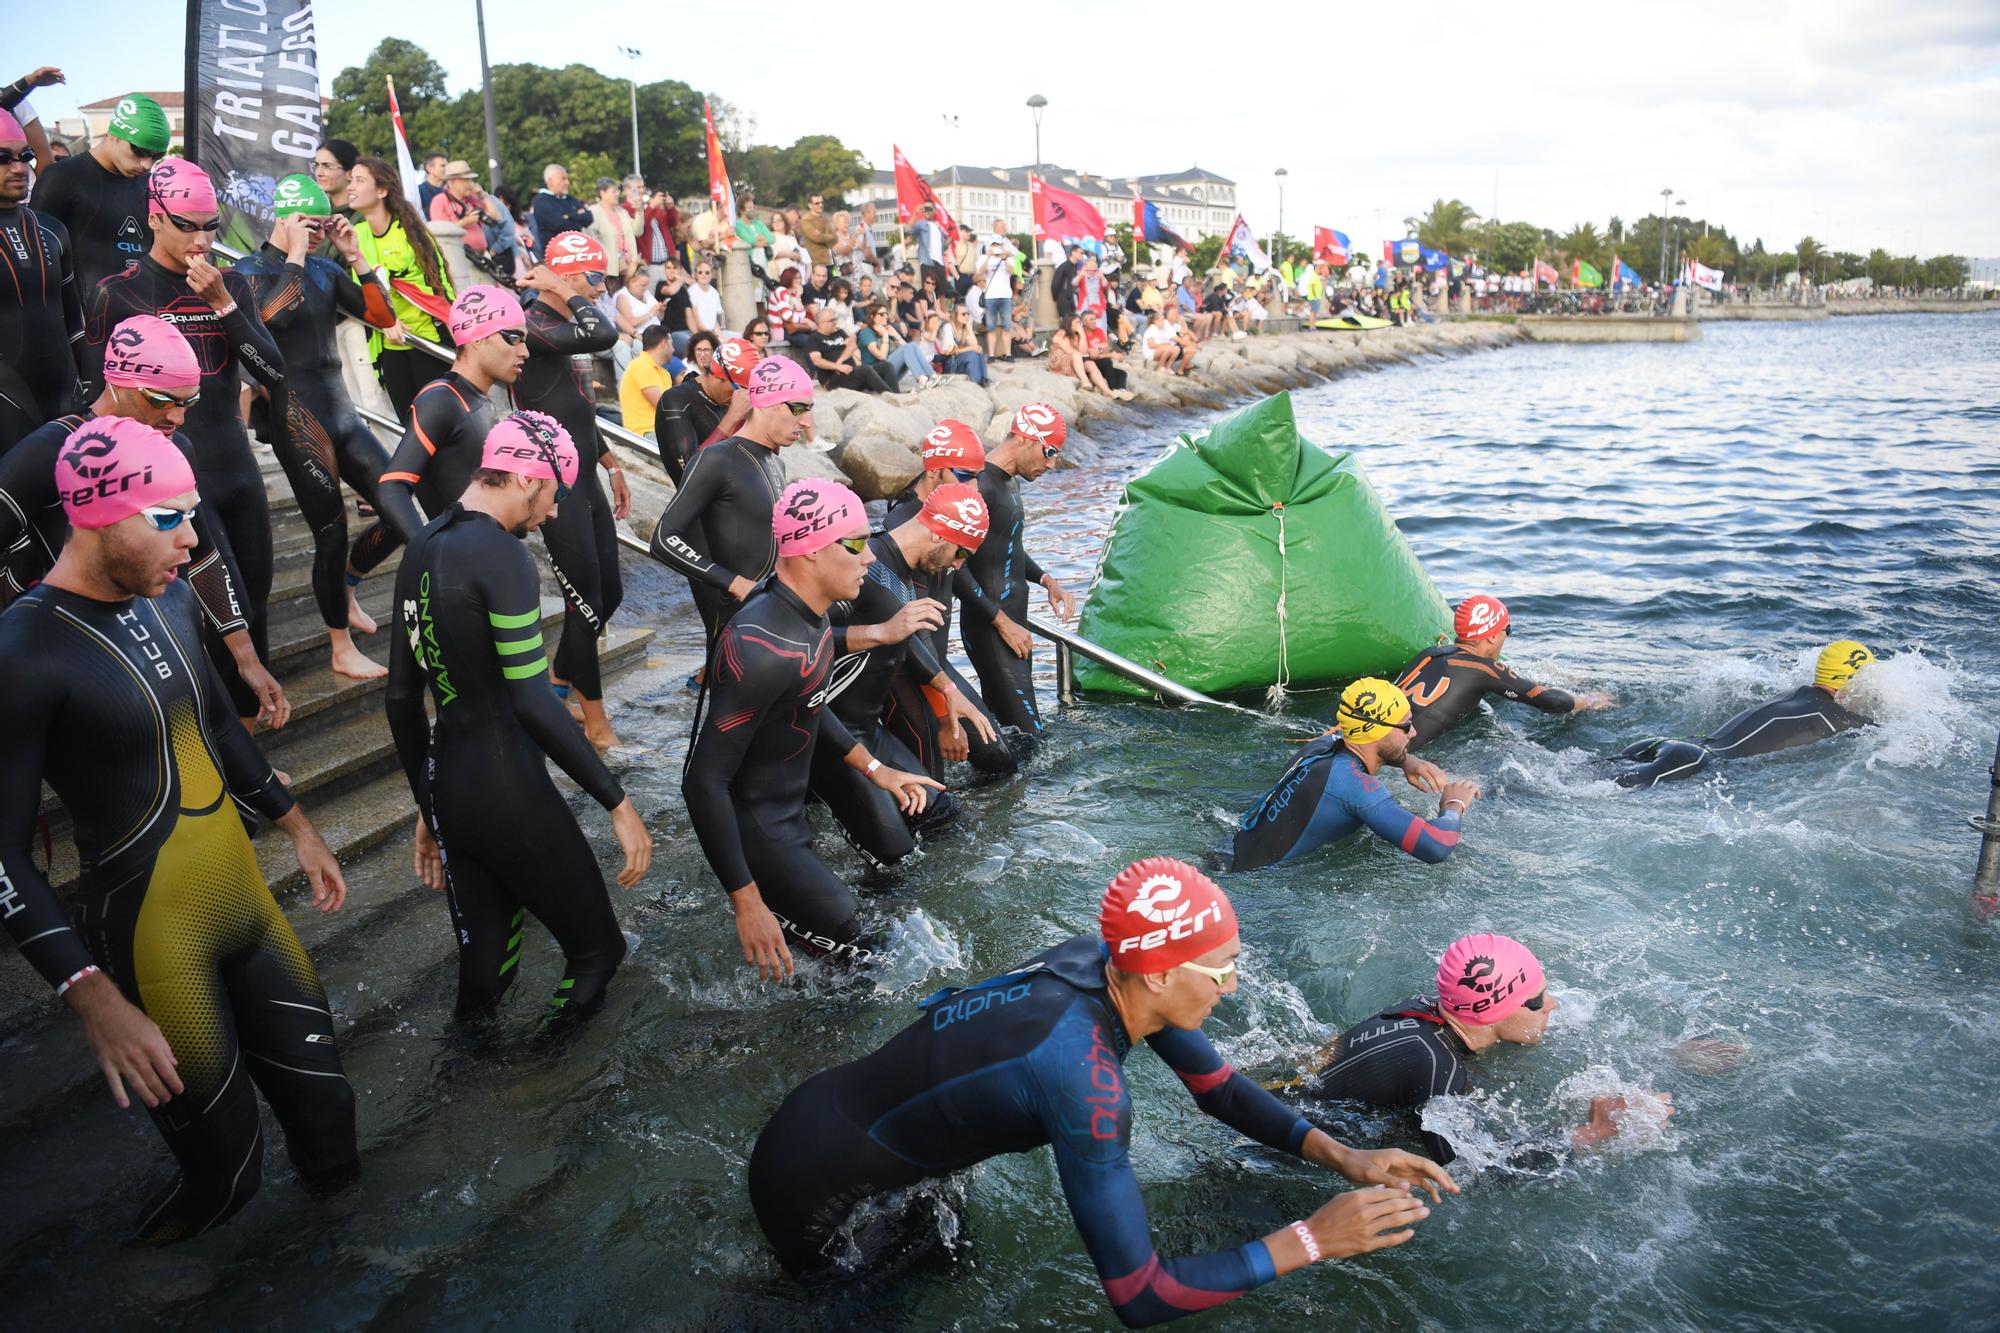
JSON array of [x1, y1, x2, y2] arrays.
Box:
[[1866, 247, 1897, 288], [778, 135, 869, 204], [1190, 234, 1225, 274], [1795, 236, 1822, 278], [1556, 221, 1605, 269], [1606, 215, 1624, 242], [326, 38, 458, 168], [1921, 254, 1967, 289], [1481, 220, 1544, 273], [1415, 197, 1479, 257]]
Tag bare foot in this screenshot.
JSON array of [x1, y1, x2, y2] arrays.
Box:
[[347, 592, 377, 636], [584, 718, 622, 751], [331, 642, 388, 680]]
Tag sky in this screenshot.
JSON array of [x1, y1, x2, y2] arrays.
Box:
[[15, 0, 2000, 260]]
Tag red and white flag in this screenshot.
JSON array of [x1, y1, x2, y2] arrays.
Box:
[[1689, 258, 1724, 291], [705, 99, 736, 243], [892, 145, 960, 246], [1533, 257, 1560, 287], [1221, 214, 1271, 270], [385, 76, 422, 207]]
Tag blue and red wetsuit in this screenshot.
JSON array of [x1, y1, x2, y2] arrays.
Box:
[[747, 935, 1317, 1326], [1229, 733, 1462, 872]]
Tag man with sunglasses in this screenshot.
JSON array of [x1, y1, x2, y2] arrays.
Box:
[[650, 354, 813, 649], [954, 401, 1078, 746], [377, 284, 530, 544], [813, 481, 1001, 863], [1230, 678, 1476, 872], [0, 105, 83, 442], [516, 231, 629, 748], [653, 332, 750, 485], [0, 415, 358, 1243], [29, 92, 166, 293], [684, 479, 943, 980], [1393, 594, 1615, 750], [0, 312, 285, 717], [385, 411, 652, 1026], [749, 856, 1455, 1315], [79, 158, 286, 731], [1294, 933, 1670, 1165]]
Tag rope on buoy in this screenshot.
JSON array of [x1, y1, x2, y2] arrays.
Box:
[[1266, 503, 1291, 710]]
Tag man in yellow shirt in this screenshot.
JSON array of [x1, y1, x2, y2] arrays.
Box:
[[619, 326, 679, 438]]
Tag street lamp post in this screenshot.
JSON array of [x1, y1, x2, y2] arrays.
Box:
[[1658, 186, 1673, 283], [1273, 166, 1287, 268], [1026, 94, 1049, 329], [1671, 197, 1686, 282], [475, 0, 501, 189], [617, 47, 643, 178]]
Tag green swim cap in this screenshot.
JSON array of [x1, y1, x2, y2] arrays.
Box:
[[108, 94, 171, 155], [272, 173, 330, 218]]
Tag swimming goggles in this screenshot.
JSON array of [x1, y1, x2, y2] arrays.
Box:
[[1179, 958, 1236, 990], [141, 503, 198, 532]]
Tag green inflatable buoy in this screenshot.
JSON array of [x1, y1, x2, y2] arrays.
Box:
[[1074, 392, 1448, 700]]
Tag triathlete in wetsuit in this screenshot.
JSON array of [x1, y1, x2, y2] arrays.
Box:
[[234, 178, 401, 678], [956, 402, 1078, 741], [878, 419, 1024, 780], [649, 355, 810, 645], [0, 106, 83, 434], [375, 284, 528, 541], [80, 160, 285, 722], [1613, 641, 1874, 789], [652, 348, 734, 485], [1295, 934, 1665, 1166], [748, 859, 1452, 1317], [1231, 679, 1475, 873], [0, 316, 285, 719], [26, 92, 163, 293], [815, 484, 999, 863], [1394, 596, 1612, 748], [0, 418, 356, 1243], [385, 413, 650, 1022], [682, 480, 941, 980], [512, 237, 630, 742]]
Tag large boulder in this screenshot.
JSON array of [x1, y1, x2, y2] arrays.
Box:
[[814, 386, 871, 421], [841, 395, 935, 444], [839, 428, 923, 499], [915, 378, 996, 430], [986, 366, 1079, 420], [783, 442, 850, 485], [809, 401, 846, 448]]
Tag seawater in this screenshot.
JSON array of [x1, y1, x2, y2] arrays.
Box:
[[5, 315, 1996, 1329]]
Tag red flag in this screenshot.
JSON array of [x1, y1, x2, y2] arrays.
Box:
[[1031, 174, 1106, 245], [1132, 188, 1145, 240], [892, 146, 960, 247], [1533, 257, 1560, 287], [1382, 238, 1394, 264], [705, 100, 736, 245]]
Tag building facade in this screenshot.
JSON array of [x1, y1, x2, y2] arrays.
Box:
[[74, 92, 189, 151]]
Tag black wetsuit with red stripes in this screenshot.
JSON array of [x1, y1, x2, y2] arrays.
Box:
[[0, 200, 83, 434], [375, 370, 499, 543], [1393, 644, 1576, 749]]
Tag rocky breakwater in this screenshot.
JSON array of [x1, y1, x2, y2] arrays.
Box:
[[609, 322, 1523, 525]]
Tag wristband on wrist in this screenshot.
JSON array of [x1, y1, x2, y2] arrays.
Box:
[[1290, 1220, 1322, 1265], [213, 299, 239, 317], [1443, 799, 1466, 812], [864, 757, 881, 775], [56, 964, 100, 998]]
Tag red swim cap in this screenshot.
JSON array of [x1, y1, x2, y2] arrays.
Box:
[[917, 481, 988, 550], [1101, 857, 1237, 974], [480, 410, 578, 487], [1011, 401, 1066, 448], [714, 336, 761, 388], [1455, 594, 1509, 641], [544, 231, 608, 274], [101, 316, 199, 391], [56, 417, 196, 529], [1436, 933, 1545, 1025], [147, 159, 217, 216], [920, 419, 985, 471]]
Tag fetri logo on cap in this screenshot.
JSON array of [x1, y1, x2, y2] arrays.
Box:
[[1011, 401, 1066, 447], [714, 336, 760, 387], [917, 482, 988, 549], [544, 231, 607, 273], [1099, 856, 1237, 974], [1455, 594, 1509, 641]]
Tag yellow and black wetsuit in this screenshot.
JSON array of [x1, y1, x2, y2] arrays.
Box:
[[0, 578, 357, 1245]]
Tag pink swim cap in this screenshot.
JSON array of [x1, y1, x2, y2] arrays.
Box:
[[747, 356, 815, 410], [101, 315, 199, 391], [448, 284, 525, 346], [0, 109, 24, 143], [481, 410, 579, 487], [773, 479, 864, 557], [148, 159, 218, 216], [56, 416, 197, 529], [1437, 933, 1546, 1025]]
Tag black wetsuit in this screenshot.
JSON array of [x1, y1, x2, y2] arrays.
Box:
[[878, 491, 1022, 780], [0, 411, 247, 641], [235, 245, 401, 629], [376, 370, 499, 541], [1613, 684, 1868, 788], [648, 432, 785, 644], [515, 294, 622, 702], [681, 580, 871, 960], [748, 935, 1314, 1323], [82, 256, 284, 717], [0, 579, 357, 1243], [1393, 645, 1576, 748], [1300, 996, 1565, 1170], [652, 374, 729, 485], [0, 201, 84, 433], [384, 504, 629, 1019], [956, 462, 1046, 739], [28, 151, 148, 293], [815, 533, 959, 864]]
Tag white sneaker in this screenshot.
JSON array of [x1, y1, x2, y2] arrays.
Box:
[[1231, 330, 1247, 340]]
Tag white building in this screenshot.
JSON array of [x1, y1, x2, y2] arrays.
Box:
[[847, 164, 1238, 240]]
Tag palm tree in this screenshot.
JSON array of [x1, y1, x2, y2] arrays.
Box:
[[1796, 236, 1822, 278], [1416, 198, 1480, 257], [1557, 221, 1604, 268]]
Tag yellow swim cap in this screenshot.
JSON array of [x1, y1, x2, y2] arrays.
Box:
[[1337, 678, 1413, 744], [1814, 640, 1874, 691]]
